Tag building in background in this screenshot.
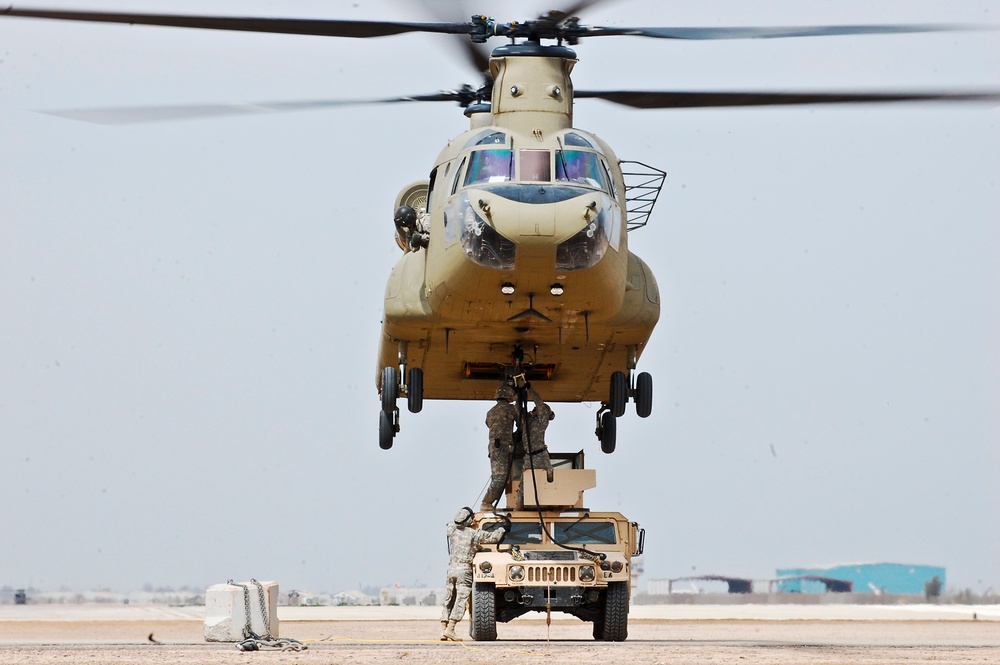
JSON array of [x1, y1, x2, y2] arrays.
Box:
[[775, 563, 946, 595]]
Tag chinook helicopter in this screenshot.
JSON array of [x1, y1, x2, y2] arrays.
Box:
[[5, 4, 998, 454]]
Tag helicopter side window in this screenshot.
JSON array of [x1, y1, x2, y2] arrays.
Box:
[[601, 159, 617, 198], [519, 149, 551, 182], [451, 157, 466, 195], [556, 150, 608, 190], [464, 149, 513, 186]]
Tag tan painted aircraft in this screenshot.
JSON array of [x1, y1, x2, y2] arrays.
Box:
[[4, 6, 997, 452]]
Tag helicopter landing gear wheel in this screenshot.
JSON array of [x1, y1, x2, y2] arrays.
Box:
[[407, 367, 423, 413], [380, 366, 398, 413], [598, 410, 617, 454], [609, 371, 627, 418], [634, 371, 652, 418], [378, 409, 395, 450]]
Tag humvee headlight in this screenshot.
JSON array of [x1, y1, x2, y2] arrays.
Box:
[[479, 561, 493, 574], [509, 565, 525, 582], [600, 560, 611, 571], [611, 561, 624, 573], [579, 565, 595, 582]]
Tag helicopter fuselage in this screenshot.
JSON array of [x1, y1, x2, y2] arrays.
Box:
[[378, 45, 660, 403]]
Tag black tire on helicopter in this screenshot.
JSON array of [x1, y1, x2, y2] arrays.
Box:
[[609, 371, 628, 418], [600, 411, 617, 454], [378, 409, 394, 450], [634, 371, 653, 418], [407, 367, 424, 413], [380, 366, 398, 413]]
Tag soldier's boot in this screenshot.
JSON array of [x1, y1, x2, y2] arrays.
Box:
[[441, 620, 462, 642], [479, 502, 492, 512]]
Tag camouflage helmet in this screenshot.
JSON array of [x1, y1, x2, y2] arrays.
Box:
[[495, 385, 515, 401], [454, 507, 474, 526]]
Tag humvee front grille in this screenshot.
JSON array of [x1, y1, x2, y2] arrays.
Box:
[[526, 565, 577, 583]]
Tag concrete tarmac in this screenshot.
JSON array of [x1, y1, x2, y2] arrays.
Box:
[[2, 604, 998, 664]]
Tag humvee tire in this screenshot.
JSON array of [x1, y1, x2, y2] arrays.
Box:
[[469, 582, 497, 641], [592, 617, 605, 641], [601, 581, 629, 642]]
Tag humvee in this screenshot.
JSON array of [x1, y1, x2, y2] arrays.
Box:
[[468, 452, 644, 641]]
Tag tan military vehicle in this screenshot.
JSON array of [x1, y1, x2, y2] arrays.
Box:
[[468, 452, 644, 641]]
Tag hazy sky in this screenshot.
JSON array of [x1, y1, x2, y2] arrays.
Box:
[[2, 0, 998, 596]]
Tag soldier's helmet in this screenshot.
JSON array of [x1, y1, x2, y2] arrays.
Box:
[[495, 385, 515, 401], [454, 507, 475, 526]]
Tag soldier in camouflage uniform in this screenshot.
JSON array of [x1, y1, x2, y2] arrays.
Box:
[[516, 387, 555, 509], [481, 384, 518, 511], [440, 507, 508, 641]]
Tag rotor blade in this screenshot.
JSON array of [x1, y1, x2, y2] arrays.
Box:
[[411, 1, 492, 79], [0, 8, 473, 39], [575, 89, 1000, 109], [40, 93, 468, 125], [581, 23, 992, 40]]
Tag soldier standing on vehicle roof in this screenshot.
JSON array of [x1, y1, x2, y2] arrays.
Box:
[[481, 384, 518, 511], [517, 387, 555, 509], [440, 507, 509, 641]]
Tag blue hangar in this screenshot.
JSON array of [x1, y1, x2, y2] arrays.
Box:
[[775, 563, 946, 595]]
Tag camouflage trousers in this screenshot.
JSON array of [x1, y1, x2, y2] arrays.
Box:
[[482, 442, 513, 507], [441, 565, 473, 623], [516, 448, 554, 508]]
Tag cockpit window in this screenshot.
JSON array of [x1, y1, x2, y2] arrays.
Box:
[[556, 150, 608, 190], [463, 129, 507, 149], [465, 149, 513, 185], [563, 132, 596, 148], [476, 131, 507, 146], [519, 150, 551, 182]]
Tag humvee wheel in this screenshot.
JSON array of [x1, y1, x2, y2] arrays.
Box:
[[609, 371, 627, 417], [380, 366, 399, 412], [601, 581, 629, 642], [635, 371, 653, 418], [469, 582, 497, 641], [407, 367, 423, 413], [592, 617, 605, 641], [599, 411, 617, 454], [378, 410, 394, 450]]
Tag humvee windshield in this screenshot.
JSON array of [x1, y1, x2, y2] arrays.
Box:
[[503, 520, 616, 546], [553, 521, 616, 545], [505, 522, 543, 545]]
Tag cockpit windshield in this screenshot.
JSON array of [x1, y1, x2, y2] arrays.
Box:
[[458, 147, 609, 192], [464, 149, 513, 186], [519, 149, 551, 182], [556, 150, 608, 190]]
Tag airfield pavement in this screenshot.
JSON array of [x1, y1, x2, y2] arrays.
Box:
[[1, 604, 999, 664]]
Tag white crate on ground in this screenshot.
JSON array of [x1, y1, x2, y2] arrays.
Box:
[[204, 580, 279, 642]]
